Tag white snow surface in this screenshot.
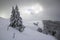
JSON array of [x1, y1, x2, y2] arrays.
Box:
[[0, 17, 57, 40]]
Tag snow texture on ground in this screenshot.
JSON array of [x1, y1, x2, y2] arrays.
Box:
[[0, 17, 57, 40]]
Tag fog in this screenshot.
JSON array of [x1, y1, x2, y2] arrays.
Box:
[[0, 0, 60, 21]]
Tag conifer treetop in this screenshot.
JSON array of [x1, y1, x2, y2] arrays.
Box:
[[15, 5, 19, 11]]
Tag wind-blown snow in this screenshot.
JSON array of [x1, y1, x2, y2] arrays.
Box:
[[0, 17, 57, 40]]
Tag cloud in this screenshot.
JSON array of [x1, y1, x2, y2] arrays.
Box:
[[0, 0, 60, 21]]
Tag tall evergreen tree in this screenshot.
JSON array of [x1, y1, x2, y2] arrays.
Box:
[[9, 5, 25, 32]]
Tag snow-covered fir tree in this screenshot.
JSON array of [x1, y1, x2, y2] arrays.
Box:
[[9, 5, 25, 32]]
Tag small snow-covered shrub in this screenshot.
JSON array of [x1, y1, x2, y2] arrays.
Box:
[[37, 27, 42, 32]]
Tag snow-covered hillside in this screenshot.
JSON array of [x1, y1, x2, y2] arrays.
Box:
[[0, 17, 57, 40], [23, 20, 44, 31]]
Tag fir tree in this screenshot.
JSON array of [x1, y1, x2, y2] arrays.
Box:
[[9, 5, 25, 32]]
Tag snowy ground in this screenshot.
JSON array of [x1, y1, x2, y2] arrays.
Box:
[[23, 20, 44, 31], [0, 17, 57, 40]]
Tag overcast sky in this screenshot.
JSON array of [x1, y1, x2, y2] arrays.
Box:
[[0, 0, 60, 21]]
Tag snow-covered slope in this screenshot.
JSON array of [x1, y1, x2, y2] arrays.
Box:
[[0, 17, 57, 40], [23, 20, 44, 31]]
